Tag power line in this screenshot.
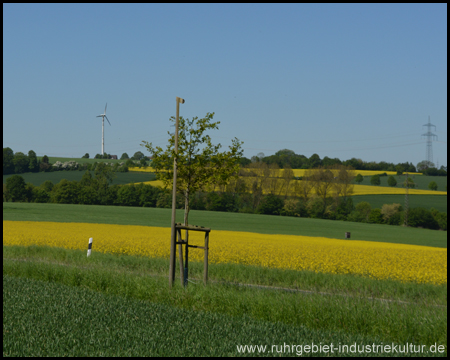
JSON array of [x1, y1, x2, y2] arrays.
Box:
[[421, 116, 437, 166]]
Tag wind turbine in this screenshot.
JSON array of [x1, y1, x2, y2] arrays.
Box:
[[97, 103, 111, 155]]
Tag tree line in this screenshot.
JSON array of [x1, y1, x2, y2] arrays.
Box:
[[4, 165, 446, 231], [240, 148, 447, 175], [3, 147, 153, 175]]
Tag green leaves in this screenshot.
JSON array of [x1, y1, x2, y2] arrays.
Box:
[[141, 112, 243, 221]]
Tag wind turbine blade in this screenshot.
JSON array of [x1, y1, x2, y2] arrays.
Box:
[[105, 116, 111, 126], [105, 103, 107, 114]]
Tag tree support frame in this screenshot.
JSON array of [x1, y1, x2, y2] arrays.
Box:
[[171, 223, 210, 287]]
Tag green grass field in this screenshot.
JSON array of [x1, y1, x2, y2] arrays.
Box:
[[355, 173, 447, 191], [3, 171, 155, 186], [352, 194, 447, 213], [3, 202, 447, 356], [3, 202, 447, 248], [3, 246, 447, 356], [7, 274, 444, 357]]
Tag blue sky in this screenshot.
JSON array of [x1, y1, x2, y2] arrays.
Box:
[[3, 4, 447, 167]]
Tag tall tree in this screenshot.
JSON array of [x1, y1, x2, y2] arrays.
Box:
[[280, 164, 294, 199], [5, 175, 27, 202], [13, 152, 29, 174], [132, 151, 145, 160], [3, 147, 15, 174], [28, 150, 39, 172], [309, 167, 335, 216], [308, 153, 321, 168], [332, 165, 355, 199], [142, 112, 243, 227]]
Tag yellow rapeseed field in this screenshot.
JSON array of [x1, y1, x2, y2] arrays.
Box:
[[128, 167, 158, 172], [291, 169, 408, 177], [351, 185, 446, 196], [3, 221, 446, 285]]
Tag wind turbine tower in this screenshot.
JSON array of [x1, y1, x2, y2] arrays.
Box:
[[97, 103, 111, 155]]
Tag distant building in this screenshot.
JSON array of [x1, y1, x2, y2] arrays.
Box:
[[111, 155, 118, 160]]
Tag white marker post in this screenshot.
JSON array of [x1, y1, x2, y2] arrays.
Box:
[[87, 237, 93, 257]]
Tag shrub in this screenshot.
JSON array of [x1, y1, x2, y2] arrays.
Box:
[[257, 194, 284, 215], [40, 180, 54, 192], [368, 208, 384, 224], [116, 184, 139, 207], [434, 212, 447, 231], [428, 181, 438, 191], [386, 212, 402, 226], [370, 174, 381, 186], [387, 176, 397, 187], [205, 192, 238, 213], [354, 201, 372, 222], [78, 186, 98, 205], [407, 207, 439, 230], [335, 197, 354, 220], [354, 174, 363, 184], [381, 203, 402, 223], [50, 179, 81, 204]]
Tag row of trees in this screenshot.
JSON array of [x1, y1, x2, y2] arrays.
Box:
[[4, 172, 446, 231], [83, 151, 148, 161], [244, 148, 448, 175], [3, 148, 154, 175], [3, 148, 152, 176], [3, 148, 41, 175]]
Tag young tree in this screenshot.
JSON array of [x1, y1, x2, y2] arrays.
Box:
[[28, 150, 39, 172], [387, 175, 397, 187], [354, 173, 364, 184], [428, 181, 438, 191], [370, 174, 381, 186], [142, 112, 243, 227]]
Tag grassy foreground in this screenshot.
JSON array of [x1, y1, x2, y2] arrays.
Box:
[[6, 275, 437, 357], [3, 246, 447, 356], [3, 202, 447, 248]]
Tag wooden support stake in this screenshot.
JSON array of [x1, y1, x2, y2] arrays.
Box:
[[184, 232, 189, 287], [204, 232, 209, 285], [177, 228, 184, 286]]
